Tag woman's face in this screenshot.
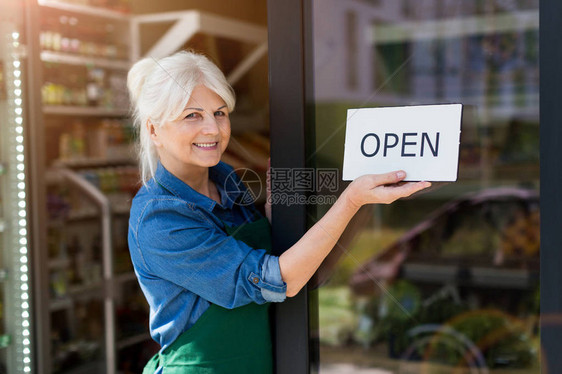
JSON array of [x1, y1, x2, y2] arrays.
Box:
[[151, 84, 231, 178]]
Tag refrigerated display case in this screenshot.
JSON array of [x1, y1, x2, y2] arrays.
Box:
[[24, 1, 158, 373], [45, 162, 149, 374], [0, 2, 33, 373]]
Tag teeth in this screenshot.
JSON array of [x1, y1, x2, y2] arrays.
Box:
[[194, 142, 217, 148]]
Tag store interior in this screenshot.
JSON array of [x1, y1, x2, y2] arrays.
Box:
[[0, 0, 541, 373]]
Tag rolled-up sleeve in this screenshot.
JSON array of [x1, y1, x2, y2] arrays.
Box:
[[256, 255, 286, 302], [134, 198, 286, 309]]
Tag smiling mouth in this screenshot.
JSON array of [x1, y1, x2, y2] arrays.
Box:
[[193, 142, 218, 148]]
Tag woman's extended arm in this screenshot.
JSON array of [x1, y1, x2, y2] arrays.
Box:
[[278, 171, 430, 297]]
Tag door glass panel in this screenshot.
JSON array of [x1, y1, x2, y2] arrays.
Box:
[[308, 1, 539, 373]]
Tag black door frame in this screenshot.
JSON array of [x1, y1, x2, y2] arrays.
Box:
[[269, 0, 561, 373], [268, 0, 311, 373], [539, 0, 562, 373]]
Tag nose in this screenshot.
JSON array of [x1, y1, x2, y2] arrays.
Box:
[[201, 114, 220, 135]]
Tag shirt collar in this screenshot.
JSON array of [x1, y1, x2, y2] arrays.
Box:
[[154, 162, 244, 211]]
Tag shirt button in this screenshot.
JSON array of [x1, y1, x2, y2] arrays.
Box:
[[252, 277, 259, 284]]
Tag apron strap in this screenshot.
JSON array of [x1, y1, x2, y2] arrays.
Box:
[[142, 351, 160, 374]]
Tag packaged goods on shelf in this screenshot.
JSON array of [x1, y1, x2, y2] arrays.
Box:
[[46, 165, 138, 225], [55, 119, 135, 163], [86, 67, 104, 106], [50, 270, 68, 299], [99, 119, 135, 160], [50, 299, 104, 372], [47, 191, 71, 221], [41, 61, 128, 109], [59, 121, 87, 160], [47, 182, 97, 222], [80, 166, 137, 191], [108, 73, 128, 108], [43, 0, 132, 13], [39, 8, 129, 59], [41, 81, 87, 107], [48, 230, 103, 296]]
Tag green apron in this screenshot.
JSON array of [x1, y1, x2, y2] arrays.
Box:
[[143, 215, 273, 374]]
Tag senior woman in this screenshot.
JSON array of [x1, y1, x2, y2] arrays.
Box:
[[127, 51, 430, 373]]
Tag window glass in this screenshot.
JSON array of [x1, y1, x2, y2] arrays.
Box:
[[308, 1, 540, 373]]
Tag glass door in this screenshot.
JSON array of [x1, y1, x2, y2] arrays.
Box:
[[307, 1, 539, 373], [0, 1, 33, 373]]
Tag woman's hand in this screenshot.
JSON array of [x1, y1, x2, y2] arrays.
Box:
[[342, 171, 431, 210]]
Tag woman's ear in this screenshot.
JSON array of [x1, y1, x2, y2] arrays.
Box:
[[147, 120, 161, 147]]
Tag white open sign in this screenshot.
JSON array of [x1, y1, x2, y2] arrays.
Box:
[[342, 104, 463, 181]]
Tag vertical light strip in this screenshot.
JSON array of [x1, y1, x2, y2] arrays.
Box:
[[8, 29, 32, 373]]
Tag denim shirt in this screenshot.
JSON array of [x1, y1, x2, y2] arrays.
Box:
[[128, 162, 287, 356]]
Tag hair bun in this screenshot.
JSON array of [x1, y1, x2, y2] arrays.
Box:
[[127, 58, 157, 105]]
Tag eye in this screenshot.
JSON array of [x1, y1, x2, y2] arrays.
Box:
[[185, 112, 201, 120], [214, 110, 226, 117]]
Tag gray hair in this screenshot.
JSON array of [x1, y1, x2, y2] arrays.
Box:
[[127, 51, 236, 185]]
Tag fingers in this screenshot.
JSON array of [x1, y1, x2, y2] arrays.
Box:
[[348, 172, 430, 207], [367, 170, 406, 187], [381, 181, 431, 202], [401, 181, 431, 196]]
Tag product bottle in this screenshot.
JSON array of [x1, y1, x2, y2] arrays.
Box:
[[71, 121, 86, 159], [68, 236, 83, 285]]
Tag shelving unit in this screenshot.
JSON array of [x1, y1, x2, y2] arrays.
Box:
[[33, 2, 152, 373], [52, 157, 136, 168], [30, 2, 271, 373], [55, 167, 117, 373], [43, 163, 146, 374], [42, 105, 129, 117], [40, 51, 131, 70], [49, 299, 74, 313], [49, 281, 104, 309], [38, 0, 131, 20], [130, 10, 268, 85]]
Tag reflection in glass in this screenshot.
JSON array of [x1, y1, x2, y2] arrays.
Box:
[[309, 1, 539, 373]]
